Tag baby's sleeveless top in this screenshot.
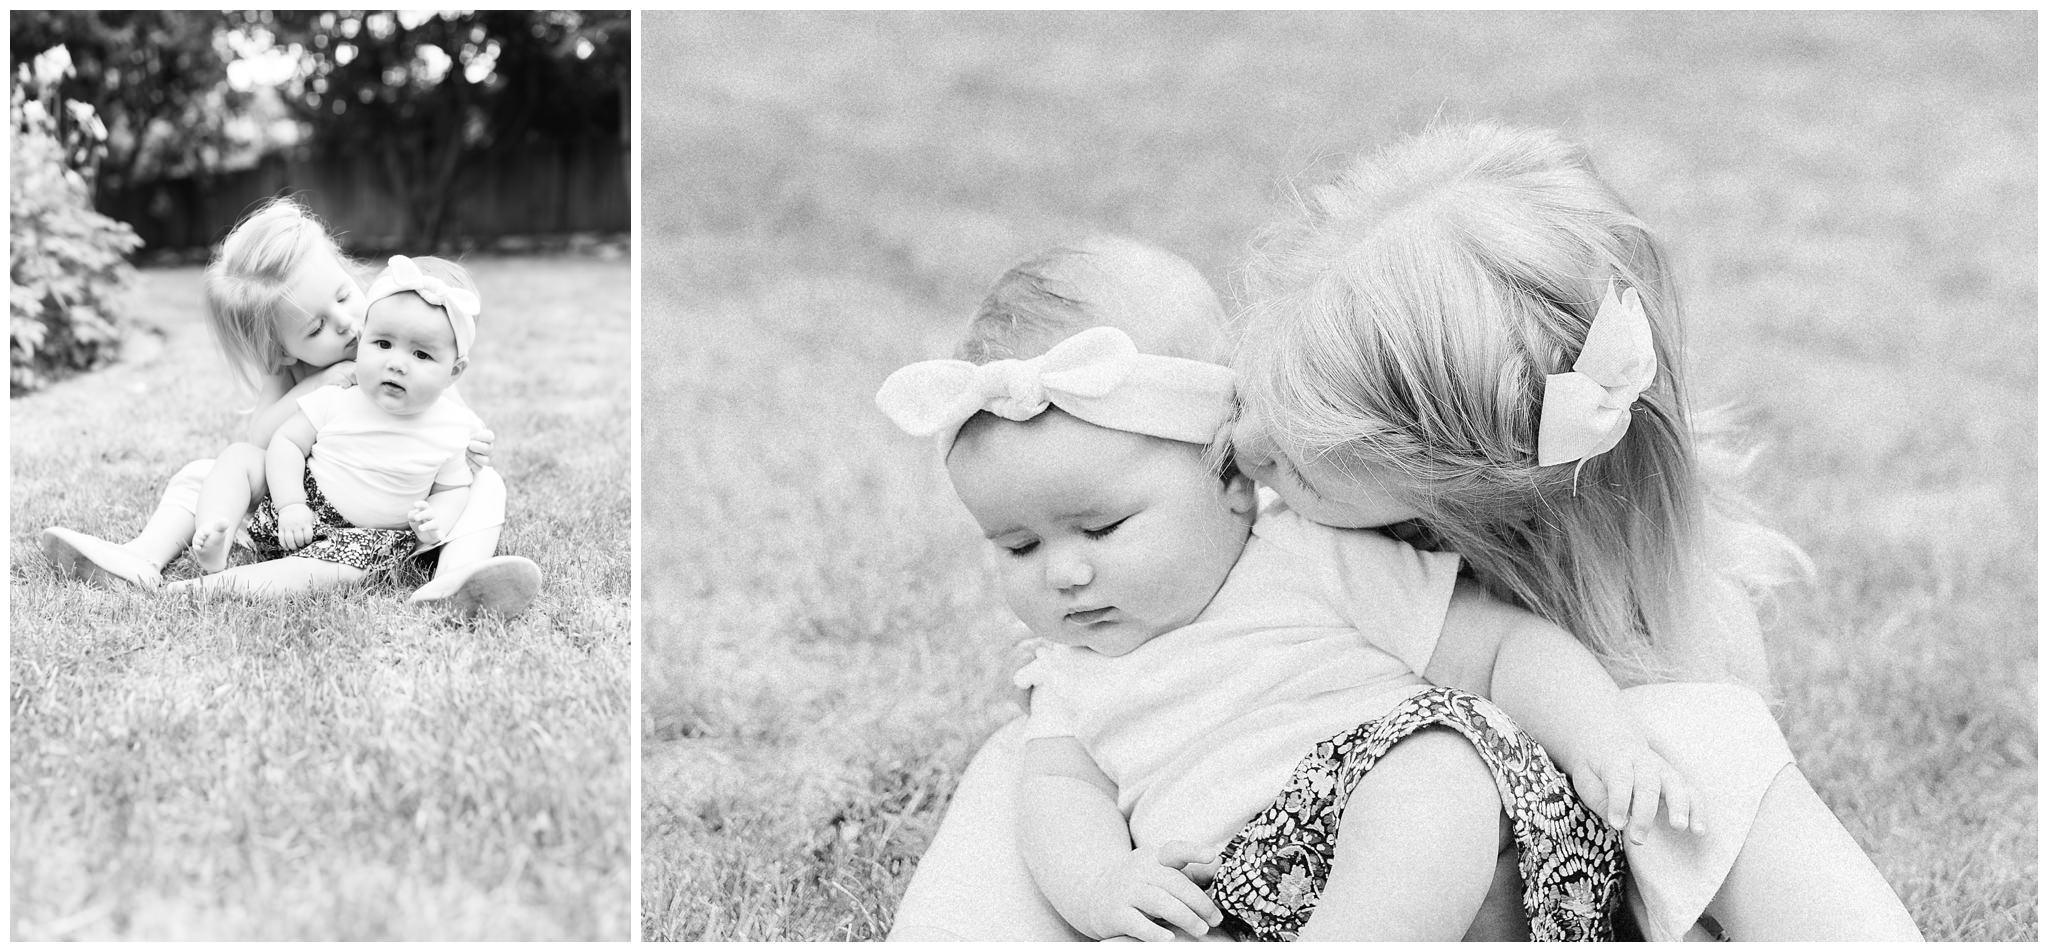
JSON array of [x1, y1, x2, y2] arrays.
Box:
[[1015, 504, 1460, 850]]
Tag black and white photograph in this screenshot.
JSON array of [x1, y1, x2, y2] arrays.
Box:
[[11, 10, 632, 939], [640, 11, 2034, 942]]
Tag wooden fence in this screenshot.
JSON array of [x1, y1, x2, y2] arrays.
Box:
[[100, 139, 630, 255]]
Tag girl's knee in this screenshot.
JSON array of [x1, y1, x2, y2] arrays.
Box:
[[464, 466, 508, 516], [173, 458, 214, 482], [470, 465, 505, 493], [218, 442, 265, 467]]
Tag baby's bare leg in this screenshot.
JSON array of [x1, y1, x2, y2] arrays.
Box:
[[189, 443, 267, 573], [1297, 728, 1503, 940], [1461, 841, 1532, 941], [165, 556, 366, 597]]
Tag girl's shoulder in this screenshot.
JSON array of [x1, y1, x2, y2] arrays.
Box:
[[253, 366, 302, 405]]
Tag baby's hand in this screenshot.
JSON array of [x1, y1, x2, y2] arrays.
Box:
[[466, 427, 495, 472], [321, 360, 357, 389], [1568, 734, 1703, 845], [409, 500, 450, 548], [277, 502, 317, 551], [1079, 841, 1224, 942]]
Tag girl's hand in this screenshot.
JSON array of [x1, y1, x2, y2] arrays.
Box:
[[1080, 841, 1225, 941], [409, 500, 451, 548], [1568, 738, 1703, 845], [466, 427, 495, 472], [321, 360, 358, 389], [277, 502, 317, 551]]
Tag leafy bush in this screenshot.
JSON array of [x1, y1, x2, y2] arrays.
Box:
[[10, 46, 142, 395]]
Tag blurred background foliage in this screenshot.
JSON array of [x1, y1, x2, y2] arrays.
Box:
[[10, 46, 141, 394]]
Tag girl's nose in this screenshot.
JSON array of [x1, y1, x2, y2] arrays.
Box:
[[1230, 411, 1276, 468]]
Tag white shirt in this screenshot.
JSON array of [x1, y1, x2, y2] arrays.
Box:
[[1015, 502, 1460, 850], [298, 386, 481, 529]]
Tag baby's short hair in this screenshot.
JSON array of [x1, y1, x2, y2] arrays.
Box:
[[953, 235, 1226, 365]]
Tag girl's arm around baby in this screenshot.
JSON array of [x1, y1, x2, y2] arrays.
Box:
[[1019, 735, 1223, 941], [246, 363, 356, 446], [1426, 580, 1703, 846]]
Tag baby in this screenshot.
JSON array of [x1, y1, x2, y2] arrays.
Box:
[[171, 255, 485, 597], [879, 238, 1694, 941]]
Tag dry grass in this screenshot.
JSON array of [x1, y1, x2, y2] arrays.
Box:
[[10, 255, 633, 939], [639, 11, 2035, 940]]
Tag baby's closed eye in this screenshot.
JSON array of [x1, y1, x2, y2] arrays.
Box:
[[1083, 518, 1127, 539]]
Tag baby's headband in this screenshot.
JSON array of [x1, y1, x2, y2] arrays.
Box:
[[1535, 281, 1657, 470], [876, 326, 1237, 451], [365, 255, 478, 360]]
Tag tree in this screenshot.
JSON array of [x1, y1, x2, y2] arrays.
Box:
[[7, 11, 243, 201], [253, 10, 629, 249]]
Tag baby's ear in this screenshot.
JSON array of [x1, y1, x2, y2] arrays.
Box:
[[1222, 469, 1257, 517], [449, 357, 468, 381]]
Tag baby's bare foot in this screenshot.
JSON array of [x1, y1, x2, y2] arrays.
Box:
[[40, 527, 163, 590], [190, 519, 234, 574]]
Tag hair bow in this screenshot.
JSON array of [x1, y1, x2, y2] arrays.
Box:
[[1535, 282, 1657, 469], [365, 254, 478, 360], [875, 326, 1237, 451]]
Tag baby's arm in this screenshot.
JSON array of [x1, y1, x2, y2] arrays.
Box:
[[1426, 580, 1701, 845], [409, 484, 471, 548], [247, 363, 355, 446], [265, 413, 320, 550], [1019, 736, 1222, 941]]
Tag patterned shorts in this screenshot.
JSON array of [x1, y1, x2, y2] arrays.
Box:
[[1210, 686, 1626, 941], [247, 470, 418, 575]]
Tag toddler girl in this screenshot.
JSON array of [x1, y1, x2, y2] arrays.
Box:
[[1228, 122, 1920, 939], [38, 198, 538, 614], [879, 238, 1694, 941], [170, 255, 483, 597]]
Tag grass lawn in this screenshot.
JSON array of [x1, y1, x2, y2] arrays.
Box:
[[639, 11, 2036, 942], [10, 254, 633, 939]]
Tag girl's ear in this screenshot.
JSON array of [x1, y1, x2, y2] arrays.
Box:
[[450, 357, 468, 381]]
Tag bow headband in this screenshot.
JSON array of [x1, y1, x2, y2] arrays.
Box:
[[1535, 281, 1657, 470], [875, 326, 1237, 452], [365, 255, 479, 360]]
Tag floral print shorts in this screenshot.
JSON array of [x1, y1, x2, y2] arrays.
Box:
[[1209, 686, 1626, 941], [247, 470, 418, 575]]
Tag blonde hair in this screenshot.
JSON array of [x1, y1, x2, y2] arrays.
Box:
[[1236, 122, 1798, 688], [201, 196, 349, 391]]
